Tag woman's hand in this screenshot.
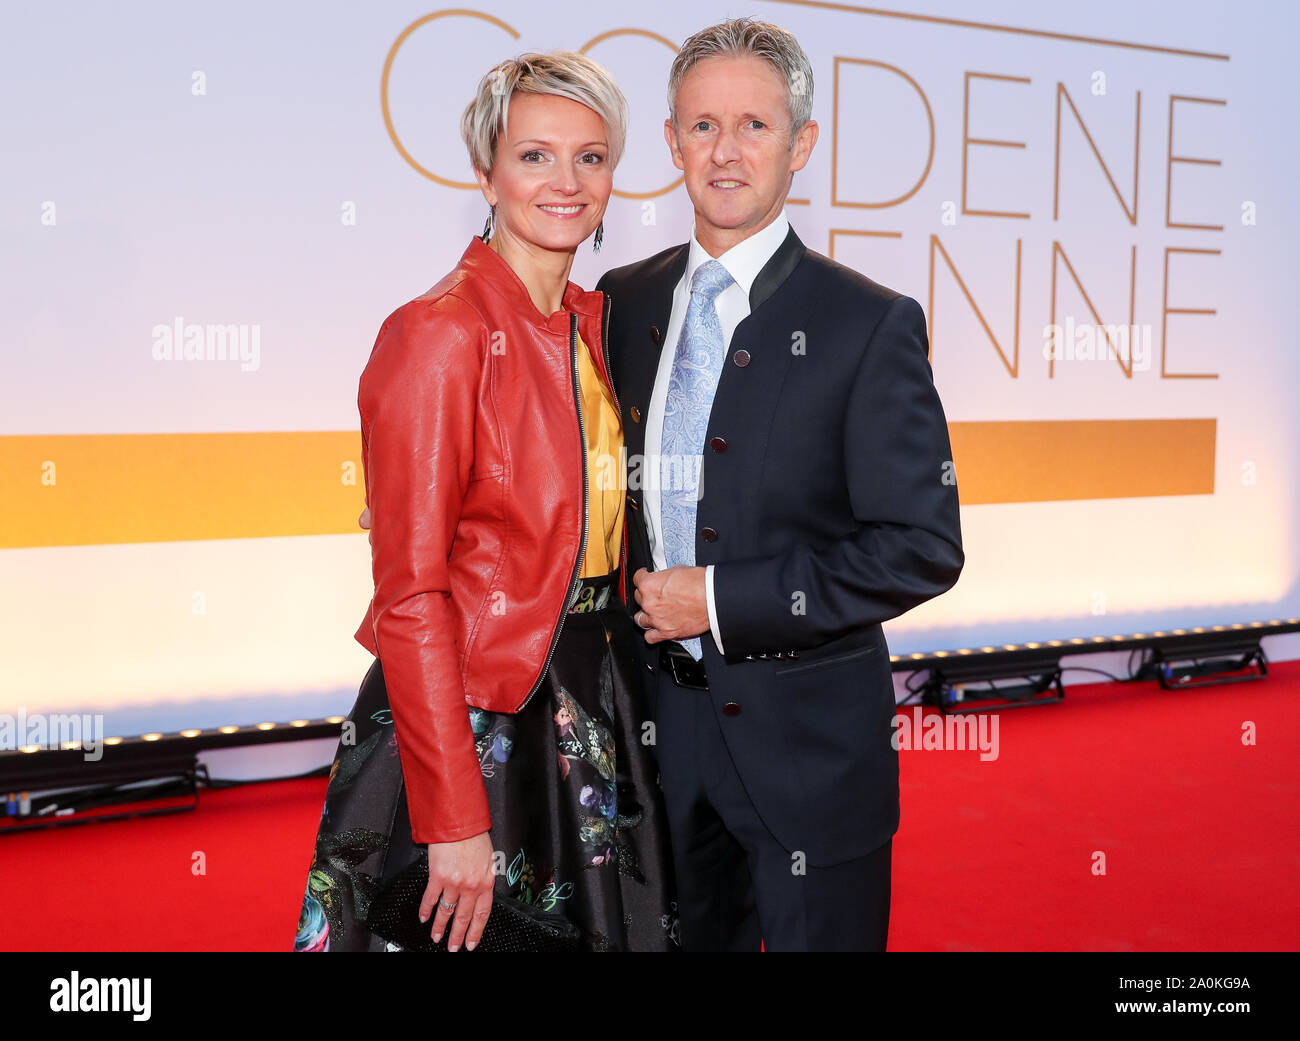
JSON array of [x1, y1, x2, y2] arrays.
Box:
[[419, 831, 496, 950]]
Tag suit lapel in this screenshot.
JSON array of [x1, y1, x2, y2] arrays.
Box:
[[613, 227, 806, 569], [621, 225, 803, 446], [618, 243, 687, 465], [748, 225, 806, 313], [731, 225, 809, 360]]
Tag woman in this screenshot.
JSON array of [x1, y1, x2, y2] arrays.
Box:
[[294, 51, 677, 952]]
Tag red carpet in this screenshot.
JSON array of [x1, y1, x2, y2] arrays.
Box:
[[3, 660, 1298, 951]]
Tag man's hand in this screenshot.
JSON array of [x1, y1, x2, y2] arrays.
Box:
[[359, 507, 371, 530], [632, 566, 709, 645]]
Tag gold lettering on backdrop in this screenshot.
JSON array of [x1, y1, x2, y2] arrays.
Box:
[[828, 61, 1223, 380], [963, 72, 1031, 219], [381, 10, 521, 188], [929, 236, 1023, 377], [377, 9, 1228, 386], [1048, 242, 1138, 379], [832, 57, 934, 208], [382, 18, 687, 197], [768, 0, 1230, 61], [1054, 83, 1141, 224], [1166, 95, 1227, 231], [828, 229, 902, 260], [1161, 247, 1221, 379], [580, 28, 684, 200]]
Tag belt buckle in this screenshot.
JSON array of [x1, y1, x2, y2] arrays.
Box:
[[663, 645, 707, 690]]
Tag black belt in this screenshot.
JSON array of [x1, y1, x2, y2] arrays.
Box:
[[659, 642, 709, 690]]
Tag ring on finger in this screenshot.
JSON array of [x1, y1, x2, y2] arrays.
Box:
[[438, 897, 458, 912]]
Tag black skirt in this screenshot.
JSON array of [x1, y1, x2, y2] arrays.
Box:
[[293, 572, 679, 952]]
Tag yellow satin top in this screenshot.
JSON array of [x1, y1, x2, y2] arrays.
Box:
[[575, 331, 624, 577]]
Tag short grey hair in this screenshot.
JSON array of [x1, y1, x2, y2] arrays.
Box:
[[460, 51, 628, 176], [667, 18, 814, 138]]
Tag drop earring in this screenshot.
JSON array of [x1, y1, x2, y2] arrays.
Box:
[[593, 220, 604, 254], [481, 204, 496, 244]]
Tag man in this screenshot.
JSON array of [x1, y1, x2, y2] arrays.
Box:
[[595, 17, 963, 951]]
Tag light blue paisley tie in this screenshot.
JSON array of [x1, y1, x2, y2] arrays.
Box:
[[659, 259, 734, 660]]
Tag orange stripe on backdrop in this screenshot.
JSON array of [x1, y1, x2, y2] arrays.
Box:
[[3, 432, 366, 548], [2, 420, 1215, 548], [948, 418, 1216, 504]]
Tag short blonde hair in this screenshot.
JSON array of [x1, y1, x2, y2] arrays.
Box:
[[460, 51, 628, 175]]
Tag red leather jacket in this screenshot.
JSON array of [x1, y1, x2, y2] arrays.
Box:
[[353, 236, 623, 844]]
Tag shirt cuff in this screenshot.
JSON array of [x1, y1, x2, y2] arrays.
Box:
[[705, 564, 725, 653]]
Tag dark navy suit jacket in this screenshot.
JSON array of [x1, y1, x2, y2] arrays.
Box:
[[596, 224, 963, 865]]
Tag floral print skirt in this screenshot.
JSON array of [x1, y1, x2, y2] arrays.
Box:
[[294, 572, 679, 952]]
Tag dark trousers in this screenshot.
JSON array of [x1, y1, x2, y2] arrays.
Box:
[[652, 664, 892, 952]]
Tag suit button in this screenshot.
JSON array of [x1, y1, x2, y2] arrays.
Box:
[[733, 349, 751, 367], [701, 526, 718, 542], [709, 436, 727, 453], [630, 406, 642, 423], [650, 326, 662, 344], [722, 702, 742, 717]]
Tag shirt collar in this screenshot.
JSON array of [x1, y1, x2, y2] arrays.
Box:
[[684, 211, 791, 300]]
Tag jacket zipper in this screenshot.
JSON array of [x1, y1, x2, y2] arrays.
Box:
[[600, 292, 618, 413], [597, 292, 629, 595], [516, 311, 588, 710]]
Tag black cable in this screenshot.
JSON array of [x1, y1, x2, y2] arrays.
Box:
[[896, 686, 926, 707]]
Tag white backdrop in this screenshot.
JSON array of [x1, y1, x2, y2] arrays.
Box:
[[2, 0, 1296, 734]]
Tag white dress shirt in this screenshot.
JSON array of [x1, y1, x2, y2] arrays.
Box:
[[644, 211, 791, 654]]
